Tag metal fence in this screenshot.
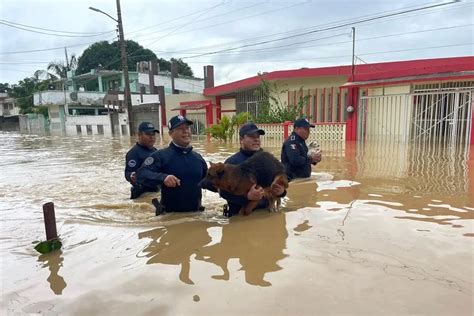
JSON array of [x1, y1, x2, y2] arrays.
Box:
[[358, 89, 473, 152]]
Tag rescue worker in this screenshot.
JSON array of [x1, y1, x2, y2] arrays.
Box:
[[281, 118, 322, 180], [136, 115, 208, 213], [125, 121, 159, 199], [219, 123, 286, 217]]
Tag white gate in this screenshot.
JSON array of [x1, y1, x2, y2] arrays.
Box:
[[186, 111, 206, 135], [358, 89, 473, 150]]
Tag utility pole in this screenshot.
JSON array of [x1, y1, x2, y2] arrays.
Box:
[[89, 1, 134, 136], [351, 27, 356, 81], [64, 47, 69, 70], [115, 0, 134, 136]]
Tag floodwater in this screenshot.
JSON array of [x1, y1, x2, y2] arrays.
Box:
[[0, 132, 473, 315]]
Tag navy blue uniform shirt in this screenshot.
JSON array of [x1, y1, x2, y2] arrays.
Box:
[[125, 143, 157, 198], [281, 131, 312, 180], [136, 142, 207, 212], [220, 149, 287, 216]]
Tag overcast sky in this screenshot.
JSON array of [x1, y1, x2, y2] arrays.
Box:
[[0, 0, 473, 86]]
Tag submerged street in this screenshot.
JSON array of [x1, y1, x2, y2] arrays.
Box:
[[0, 132, 472, 315]]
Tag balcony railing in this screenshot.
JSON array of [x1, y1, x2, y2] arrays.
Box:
[[33, 91, 106, 106]]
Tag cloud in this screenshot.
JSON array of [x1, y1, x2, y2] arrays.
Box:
[[1, 0, 472, 85]]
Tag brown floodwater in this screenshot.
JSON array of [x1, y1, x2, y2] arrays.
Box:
[[0, 132, 473, 315]]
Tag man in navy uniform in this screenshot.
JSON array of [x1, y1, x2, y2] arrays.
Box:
[[136, 115, 208, 213], [125, 121, 159, 199], [281, 118, 322, 180], [220, 123, 286, 217]]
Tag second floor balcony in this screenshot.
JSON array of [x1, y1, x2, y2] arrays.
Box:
[[34, 91, 106, 107]]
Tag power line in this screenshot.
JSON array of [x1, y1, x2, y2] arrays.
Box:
[[180, 0, 461, 60], [126, 0, 233, 36], [132, 1, 264, 40], [141, 1, 227, 43], [153, 1, 473, 55], [158, 23, 472, 57], [0, 37, 117, 55], [185, 42, 473, 64], [0, 21, 116, 38], [140, 1, 310, 47], [0, 19, 115, 34], [149, 0, 468, 54]]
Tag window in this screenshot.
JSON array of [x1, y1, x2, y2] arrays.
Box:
[[76, 125, 82, 134], [121, 124, 128, 135], [97, 125, 104, 134], [86, 125, 92, 135]]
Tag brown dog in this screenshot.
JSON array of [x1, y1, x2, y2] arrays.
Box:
[[199, 151, 289, 215]]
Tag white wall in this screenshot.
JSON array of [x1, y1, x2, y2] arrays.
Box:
[[138, 73, 205, 93], [65, 115, 113, 136], [34, 91, 105, 106], [0, 98, 19, 116], [118, 93, 160, 105]]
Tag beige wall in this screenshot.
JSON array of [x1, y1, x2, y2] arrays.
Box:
[[269, 76, 349, 123], [368, 85, 411, 96], [163, 93, 212, 124]]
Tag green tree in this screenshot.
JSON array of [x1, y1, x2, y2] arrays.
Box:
[[0, 83, 11, 93], [76, 40, 193, 76], [206, 112, 250, 141], [253, 75, 309, 124], [10, 77, 37, 114], [9, 74, 54, 115]]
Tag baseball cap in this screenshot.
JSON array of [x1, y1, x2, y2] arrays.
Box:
[[138, 122, 159, 133], [239, 123, 265, 137], [294, 118, 315, 128], [168, 115, 193, 130]]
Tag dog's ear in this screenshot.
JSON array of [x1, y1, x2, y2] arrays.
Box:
[[217, 169, 225, 178]]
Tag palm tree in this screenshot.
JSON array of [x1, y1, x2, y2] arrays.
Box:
[[47, 54, 77, 79], [33, 69, 57, 81]]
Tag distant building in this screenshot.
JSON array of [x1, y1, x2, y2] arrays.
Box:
[[0, 93, 20, 131], [32, 62, 205, 136]]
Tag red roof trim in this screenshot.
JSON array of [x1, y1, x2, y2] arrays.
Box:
[[180, 100, 212, 106], [204, 56, 474, 97]]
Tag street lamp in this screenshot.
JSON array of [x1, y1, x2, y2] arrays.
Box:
[[89, 0, 134, 136]]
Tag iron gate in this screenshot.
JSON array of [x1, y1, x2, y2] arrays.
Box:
[[358, 89, 473, 149]]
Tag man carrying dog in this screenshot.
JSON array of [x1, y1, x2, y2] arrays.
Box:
[[281, 118, 322, 180], [220, 123, 286, 217], [136, 115, 208, 213], [125, 121, 160, 199]]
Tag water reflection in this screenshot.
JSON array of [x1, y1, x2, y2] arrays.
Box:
[[138, 212, 288, 287], [138, 221, 218, 285], [37, 250, 67, 295], [197, 212, 288, 287]]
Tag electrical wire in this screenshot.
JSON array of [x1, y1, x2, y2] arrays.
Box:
[[179, 0, 462, 60]]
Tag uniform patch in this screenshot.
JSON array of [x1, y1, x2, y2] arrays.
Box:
[[290, 144, 297, 150], [144, 157, 154, 166], [290, 135, 295, 141], [128, 159, 137, 168]]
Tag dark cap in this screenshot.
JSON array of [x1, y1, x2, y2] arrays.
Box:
[[168, 115, 193, 130], [294, 118, 315, 128], [138, 121, 159, 133], [239, 123, 265, 137]]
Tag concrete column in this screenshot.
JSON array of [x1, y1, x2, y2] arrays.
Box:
[[98, 75, 103, 92], [157, 86, 166, 126]]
